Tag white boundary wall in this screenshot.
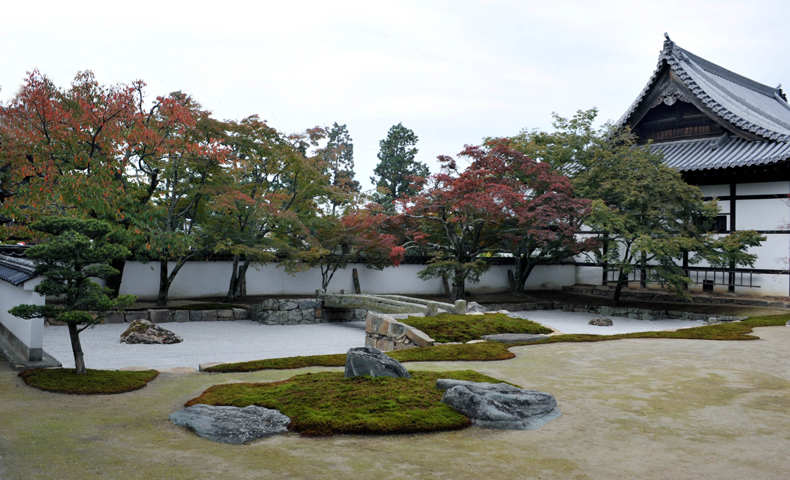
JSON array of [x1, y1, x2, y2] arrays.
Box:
[[0, 277, 45, 361], [119, 261, 576, 299]]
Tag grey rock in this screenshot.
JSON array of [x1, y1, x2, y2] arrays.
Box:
[[120, 320, 183, 345], [216, 310, 234, 321], [287, 310, 302, 324], [169, 404, 290, 444], [148, 309, 173, 324], [232, 308, 248, 320], [189, 310, 202, 322], [125, 311, 149, 323], [481, 333, 548, 343], [467, 301, 487, 313], [173, 310, 190, 323], [104, 313, 125, 324], [436, 379, 496, 391], [344, 346, 411, 379], [280, 300, 298, 311], [258, 299, 279, 311], [201, 310, 218, 322], [440, 381, 560, 430], [297, 299, 316, 310], [588, 317, 613, 326]]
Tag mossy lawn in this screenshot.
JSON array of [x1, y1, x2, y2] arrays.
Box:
[[186, 370, 509, 436], [19, 368, 159, 394]]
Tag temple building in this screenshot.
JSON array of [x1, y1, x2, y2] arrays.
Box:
[[616, 34, 790, 296]]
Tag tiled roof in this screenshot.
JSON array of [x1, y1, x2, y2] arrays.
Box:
[[619, 34, 790, 142], [0, 253, 37, 286], [650, 134, 790, 172]]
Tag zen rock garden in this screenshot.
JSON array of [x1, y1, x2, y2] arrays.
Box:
[[169, 346, 560, 443]]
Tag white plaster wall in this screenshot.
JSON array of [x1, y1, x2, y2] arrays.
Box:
[[0, 279, 45, 350], [737, 181, 790, 196], [118, 261, 577, 299], [737, 199, 790, 231], [699, 184, 730, 198], [576, 266, 603, 285]]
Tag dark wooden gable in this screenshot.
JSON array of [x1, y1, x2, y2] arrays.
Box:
[[629, 67, 759, 144]]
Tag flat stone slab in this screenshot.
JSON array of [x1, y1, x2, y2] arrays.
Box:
[[481, 333, 548, 343], [439, 380, 561, 430], [169, 404, 291, 444]]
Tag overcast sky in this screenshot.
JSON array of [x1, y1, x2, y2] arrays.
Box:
[[3, 0, 790, 191]]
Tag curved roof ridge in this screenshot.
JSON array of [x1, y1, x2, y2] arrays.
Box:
[[619, 34, 790, 143]]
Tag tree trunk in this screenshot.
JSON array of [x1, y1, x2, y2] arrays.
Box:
[[67, 323, 86, 375], [225, 255, 240, 301], [106, 258, 126, 296], [613, 270, 627, 306], [451, 268, 466, 301], [441, 274, 452, 300], [237, 258, 251, 298], [512, 256, 536, 294], [157, 259, 170, 307]]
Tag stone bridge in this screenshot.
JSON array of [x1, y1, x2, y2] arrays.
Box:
[[320, 293, 467, 316]]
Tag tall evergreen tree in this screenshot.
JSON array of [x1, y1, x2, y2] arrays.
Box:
[[370, 123, 428, 209]]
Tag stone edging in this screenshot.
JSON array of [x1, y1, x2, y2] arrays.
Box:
[[365, 312, 435, 351], [563, 285, 790, 309], [46, 308, 249, 326]]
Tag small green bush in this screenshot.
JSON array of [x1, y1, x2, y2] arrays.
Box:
[[19, 368, 159, 394], [186, 370, 511, 436], [401, 312, 551, 343]]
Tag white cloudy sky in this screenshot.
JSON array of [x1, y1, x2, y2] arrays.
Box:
[[3, 0, 789, 190]]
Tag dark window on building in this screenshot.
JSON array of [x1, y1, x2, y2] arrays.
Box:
[[710, 215, 728, 233]]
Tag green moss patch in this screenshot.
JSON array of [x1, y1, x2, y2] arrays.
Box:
[[516, 314, 790, 346], [401, 312, 551, 343], [204, 342, 516, 373], [390, 341, 515, 362], [204, 354, 348, 373], [19, 368, 159, 395], [186, 370, 509, 436]]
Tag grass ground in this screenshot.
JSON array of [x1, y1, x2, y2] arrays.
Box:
[[19, 368, 159, 394], [186, 370, 507, 436], [3, 325, 790, 479]]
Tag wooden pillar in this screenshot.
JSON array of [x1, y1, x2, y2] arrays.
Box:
[[728, 183, 736, 293]]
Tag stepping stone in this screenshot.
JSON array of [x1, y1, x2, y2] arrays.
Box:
[[481, 334, 548, 343], [169, 405, 290, 444]]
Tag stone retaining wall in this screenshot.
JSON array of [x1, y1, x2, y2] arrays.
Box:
[[250, 298, 368, 325], [563, 285, 790, 309], [364, 312, 435, 351], [535, 301, 744, 323], [46, 308, 250, 325]]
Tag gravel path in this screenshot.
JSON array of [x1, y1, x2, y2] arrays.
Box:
[[43, 310, 707, 370], [43, 320, 366, 370]]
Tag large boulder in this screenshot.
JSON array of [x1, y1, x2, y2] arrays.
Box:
[[120, 319, 183, 345], [589, 317, 613, 327], [344, 346, 411, 379], [169, 404, 290, 444], [467, 301, 487, 313], [439, 380, 560, 430]]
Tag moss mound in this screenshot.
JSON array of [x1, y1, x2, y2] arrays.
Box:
[[19, 368, 159, 395], [204, 342, 515, 373], [186, 370, 508, 436], [401, 312, 551, 343]]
